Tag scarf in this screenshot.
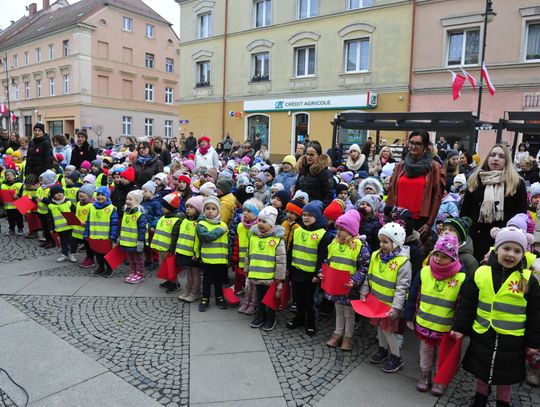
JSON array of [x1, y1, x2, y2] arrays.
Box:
[[345, 154, 366, 171], [198, 145, 210, 156], [429, 256, 461, 280], [241, 216, 257, 229], [137, 154, 153, 166], [403, 152, 433, 178], [380, 247, 402, 263], [478, 170, 505, 223]]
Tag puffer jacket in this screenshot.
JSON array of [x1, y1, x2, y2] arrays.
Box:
[[360, 214, 382, 252], [295, 154, 334, 206], [119, 206, 148, 252], [459, 236, 479, 277], [141, 195, 162, 229], [25, 134, 54, 178], [274, 171, 297, 196], [133, 154, 164, 186], [244, 225, 287, 284]]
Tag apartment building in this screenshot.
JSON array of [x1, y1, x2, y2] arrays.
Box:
[[0, 0, 179, 144], [177, 0, 412, 158]]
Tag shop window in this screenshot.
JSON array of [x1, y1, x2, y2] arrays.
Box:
[[248, 115, 270, 148]]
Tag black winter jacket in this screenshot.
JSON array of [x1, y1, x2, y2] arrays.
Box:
[[25, 134, 54, 178], [133, 154, 164, 187], [70, 142, 97, 169], [295, 154, 334, 207]]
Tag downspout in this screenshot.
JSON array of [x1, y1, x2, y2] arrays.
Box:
[[221, 0, 229, 138], [407, 0, 417, 112]]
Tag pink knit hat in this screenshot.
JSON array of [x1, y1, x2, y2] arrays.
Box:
[[433, 234, 459, 261], [492, 226, 532, 252], [183, 160, 195, 172], [335, 210, 361, 237]]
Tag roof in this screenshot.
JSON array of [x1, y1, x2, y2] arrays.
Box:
[[0, 0, 171, 51]]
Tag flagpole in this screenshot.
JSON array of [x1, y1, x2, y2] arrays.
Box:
[[1, 52, 11, 135]]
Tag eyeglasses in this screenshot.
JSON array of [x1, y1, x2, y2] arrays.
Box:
[[408, 141, 424, 148]]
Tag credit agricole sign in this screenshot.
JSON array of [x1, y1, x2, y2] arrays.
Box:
[[243, 93, 377, 112]]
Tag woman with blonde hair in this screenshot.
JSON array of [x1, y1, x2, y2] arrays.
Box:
[[461, 144, 527, 262]]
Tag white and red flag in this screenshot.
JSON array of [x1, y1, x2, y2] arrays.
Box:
[[0, 103, 7, 114], [11, 111, 16, 124], [460, 67, 477, 91], [481, 62, 496, 96], [449, 71, 466, 101]]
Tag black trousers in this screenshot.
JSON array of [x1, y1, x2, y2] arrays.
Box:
[[38, 213, 53, 242], [201, 263, 225, 300], [6, 209, 23, 231], [255, 284, 275, 322], [95, 253, 112, 271], [293, 280, 316, 326], [58, 230, 72, 256]]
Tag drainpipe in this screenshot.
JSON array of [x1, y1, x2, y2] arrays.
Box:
[[407, 0, 417, 112], [221, 0, 229, 138]]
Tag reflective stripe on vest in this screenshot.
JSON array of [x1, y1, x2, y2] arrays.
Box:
[[71, 202, 91, 240], [415, 266, 465, 332], [176, 219, 199, 257], [199, 220, 228, 264], [237, 222, 250, 269], [367, 250, 408, 306], [247, 234, 281, 280], [36, 186, 49, 214], [291, 227, 326, 272], [473, 265, 530, 336], [88, 204, 114, 239], [150, 216, 181, 251], [119, 211, 142, 247], [49, 201, 73, 232], [65, 187, 79, 204], [1, 182, 21, 210], [327, 238, 363, 274]]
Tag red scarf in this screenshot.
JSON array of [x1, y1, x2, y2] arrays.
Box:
[[429, 256, 461, 280], [198, 145, 210, 156]]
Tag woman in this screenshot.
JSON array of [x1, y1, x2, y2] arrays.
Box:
[[442, 149, 461, 192], [295, 140, 334, 206], [363, 140, 381, 175], [274, 155, 298, 195], [194, 136, 220, 170], [8, 132, 20, 150], [132, 141, 164, 186], [69, 129, 96, 168], [459, 151, 475, 177], [390, 138, 404, 161], [461, 144, 528, 262], [215, 142, 228, 161], [52, 134, 72, 168], [345, 143, 368, 174], [153, 136, 171, 166], [514, 143, 530, 169], [386, 130, 445, 240], [379, 146, 395, 167], [168, 139, 179, 155], [254, 144, 271, 162], [519, 157, 540, 185], [104, 136, 114, 150], [25, 123, 54, 178]]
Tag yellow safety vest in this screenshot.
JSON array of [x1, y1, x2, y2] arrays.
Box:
[[49, 201, 73, 232], [1, 182, 22, 210], [88, 204, 114, 240], [65, 186, 79, 204], [199, 220, 228, 265], [327, 238, 363, 274], [71, 202, 91, 240], [175, 219, 199, 257], [473, 265, 530, 336], [530, 209, 537, 224], [150, 216, 182, 252], [367, 250, 408, 306], [119, 211, 143, 248], [237, 222, 250, 269], [247, 234, 281, 280], [291, 227, 326, 273], [96, 173, 105, 187], [36, 186, 50, 214], [415, 266, 465, 333], [22, 188, 37, 207], [56, 174, 66, 188]]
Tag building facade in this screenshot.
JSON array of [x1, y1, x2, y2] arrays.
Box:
[[177, 0, 412, 159], [0, 0, 179, 145]]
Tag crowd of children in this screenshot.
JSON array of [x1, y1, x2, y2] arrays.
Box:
[[1, 134, 539, 406]]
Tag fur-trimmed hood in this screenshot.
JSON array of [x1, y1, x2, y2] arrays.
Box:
[[297, 154, 331, 177], [358, 177, 383, 197]]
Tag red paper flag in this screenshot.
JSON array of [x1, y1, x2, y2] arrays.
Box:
[[351, 294, 391, 318], [223, 287, 240, 305], [262, 280, 291, 311], [62, 212, 82, 226], [14, 195, 37, 214], [0, 189, 16, 203], [156, 254, 178, 281], [460, 67, 477, 91], [88, 238, 112, 254], [481, 62, 496, 96], [104, 245, 127, 270], [433, 334, 463, 386], [25, 212, 42, 232], [321, 263, 351, 296], [449, 71, 466, 101]]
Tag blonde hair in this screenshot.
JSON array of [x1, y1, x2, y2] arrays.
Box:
[[467, 144, 521, 197], [379, 146, 393, 159], [443, 158, 460, 177], [519, 271, 529, 294]]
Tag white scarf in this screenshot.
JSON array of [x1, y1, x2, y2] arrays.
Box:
[[478, 170, 505, 223], [346, 154, 366, 171]]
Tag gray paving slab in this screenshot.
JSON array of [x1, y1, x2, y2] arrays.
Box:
[[190, 351, 283, 404], [0, 298, 28, 326], [0, 319, 107, 402], [30, 372, 162, 407], [16, 276, 91, 296], [191, 396, 288, 407], [0, 275, 39, 294], [189, 301, 246, 323], [191, 318, 266, 355], [131, 276, 176, 297], [0, 255, 58, 279], [73, 276, 139, 297]]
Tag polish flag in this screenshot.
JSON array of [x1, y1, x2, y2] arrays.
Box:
[[11, 112, 16, 124], [481, 62, 496, 96], [0, 103, 7, 114], [449, 71, 466, 101], [460, 67, 477, 91]]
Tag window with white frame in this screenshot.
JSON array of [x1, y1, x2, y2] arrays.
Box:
[[298, 0, 318, 19], [164, 120, 173, 139], [63, 74, 70, 94], [165, 87, 174, 104], [447, 28, 480, 66], [145, 53, 155, 69], [146, 24, 154, 39], [49, 77, 55, 96], [196, 61, 211, 86], [25, 82, 30, 99], [123, 16, 133, 31], [63, 40, 69, 57], [24, 52, 29, 66], [122, 116, 132, 136], [12, 55, 18, 68], [526, 22, 540, 61], [197, 13, 212, 39], [145, 83, 154, 101], [345, 38, 370, 72], [255, 0, 271, 28], [295, 46, 316, 77], [35, 48, 41, 63], [144, 118, 154, 137], [252, 52, 270, 81], [36, 79, 42, 97], [48, 44, 54, 60], [348, 0, 373, 9], [166, 58, 174, 72], [14, 84, 19, 101]]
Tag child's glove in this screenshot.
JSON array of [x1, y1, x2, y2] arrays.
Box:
[[136, 241, 144, 253]]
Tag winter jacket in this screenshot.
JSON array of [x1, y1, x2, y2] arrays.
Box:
[[459, 236, 479, 277], [53, 144, 72, 167], [83, 199, 119, 241], [141, 195, 162, 229], [288, 225, 331, 284], [119, 207, 148, 252], [360, 214, 382, 252], [295, 154, 334, 207], [432, 193, 461, 235], [25, 134, 54, 178], [70, 142, 96, 169], [218, 192, 236, 227], [196, 216, 228, 244], [111, 183, 137, 220], [133, 154, 164, 187], [195, 147, 220, 170], [244, 225, 287, 284], [254, 185, 271, 205], [274, 171, 297, 196], [154, 147, 171, 167], [165, 213, 185, 253], [406, 231, 424, 281]]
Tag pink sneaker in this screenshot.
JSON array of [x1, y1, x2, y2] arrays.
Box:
[[79, 257, 95, 269], [124, 273, 137, 284], [129, 272, 145, 284]]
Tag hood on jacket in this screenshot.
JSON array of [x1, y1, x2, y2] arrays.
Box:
[[358, 177, 384, 197], [459, 235, 475, 255]]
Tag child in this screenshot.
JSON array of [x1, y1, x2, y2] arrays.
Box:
[[1, 169, 24, 235], [451, 227, 540, 407], [335, 183, 354, 211], [270, 190, 290, 225], [119, 190, 148, 284], [64, 170, 81, 204], [34, 170, 58, 248], [441, 217, 479, 277], [361, 222, 411, 373], [21, 174, 40, 239], [254, 173, 270, 204], [283, 196, 304, 252], [111, 167, 136, 221], [358, 178, 384, 199], [176, 174, 193, 214], [216, 178, 235, 226], [196, 197, 229, 311], [404, 234, 465, 396], [80, 160, 91, 175], [357, 194, 383, 251], [152, 173, 170, 198], [318, 210, 369, 351], [141, 180, 162, 268], [73, 184, 96, 269], [274, 155, 297, 195], [245, 206, 286, 331], [528, 182, 540, 231], [236, 198, 263, 313], [83, 186, 119, 277], [45, 185, 76, 263], [177, 195, 204, 302]]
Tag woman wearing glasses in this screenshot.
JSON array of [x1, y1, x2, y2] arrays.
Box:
[[295, 140, 334, 207], [132, 141, 164, 186]]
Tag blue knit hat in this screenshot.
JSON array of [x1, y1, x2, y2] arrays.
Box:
[[303, 200, 323, 219], [96, 186, 110, 199]]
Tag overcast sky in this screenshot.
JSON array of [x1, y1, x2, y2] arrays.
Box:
[[0, 0, 180, 35]]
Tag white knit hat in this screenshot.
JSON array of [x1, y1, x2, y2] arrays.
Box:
[[258, 206, 278, 227], [199, 182, 217, 197], [453, 173, 466, 187], [127, 189, 144, 205], [531, 182, 540, 198], [378, 222, 406, 249], [203, 196, 221, 214]]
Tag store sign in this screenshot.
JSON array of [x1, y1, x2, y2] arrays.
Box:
[[244, 93, 377, 112]]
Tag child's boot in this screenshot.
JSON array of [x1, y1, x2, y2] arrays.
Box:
[[199, 297, 209, 312], [431, 383, 446, 397], [369, 347, 388, 364], [382, 354, 404, 373], [238, 298, 250, 314], [416, 370, 431, 392], [326, 333, 342, 348], [340, 336, 353, 351]]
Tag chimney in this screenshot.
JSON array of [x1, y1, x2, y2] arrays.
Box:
[[43, 0, 50, 10], [28, 3, 37, 16]]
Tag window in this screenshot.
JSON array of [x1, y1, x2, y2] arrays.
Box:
[[14, 84, 19, 101], [63, 74, 70, 94], [196, 61, 211, 87], [48, 44, 54, 60], [198, 13, 212, 39], [12, 55, 18, 68], [298, 0, 318, 19], [252, 52, 270, 81], [145, 83, 154, 101], [146, 24, 154, 39], [24, 52, 29, 66], [63, 40, 69, 56], [526, 22, 540, 61], [145, 53, 155, 68], [36, 79, 42, 97], [49, 77, 55, 96], [447, 28, 480, 66], [248, 115, 269, 147], [35, 48, 41, 63], [98, 75, 109, 96], [345, 38, 370, 72], [255, 0, 271, 27], [165, 87, 174, 104], [295, 46, 315, 77], [348, 0, 373, 9], [165, 120, 173, 139], [144, 118, 154, 137], [123, 16, 133, 31], [25, 82, 30, 99], [165, 58, 174, 72], [122, 116, 132, 136]]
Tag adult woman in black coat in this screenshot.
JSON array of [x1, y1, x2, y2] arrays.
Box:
[[153, 136, 171, 166], [25, 123, 54, 178], [69, 129, 96, 169], [294, 140, 334, 207], [132, 141, 164, 186]]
